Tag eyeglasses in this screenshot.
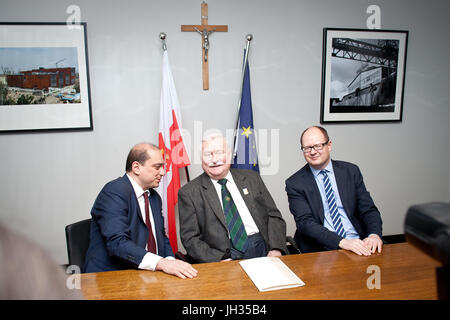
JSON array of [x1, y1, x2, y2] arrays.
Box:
[[202, 150, 226, 158], [301, 141, 329, 154]]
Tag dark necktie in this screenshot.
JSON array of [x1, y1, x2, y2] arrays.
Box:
[[217, 179, 248, 252], [143, 191, 157, 254], [320, 170, 346, 238]]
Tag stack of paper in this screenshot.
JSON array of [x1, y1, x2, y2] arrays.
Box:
[[239, 257, 305, 292]]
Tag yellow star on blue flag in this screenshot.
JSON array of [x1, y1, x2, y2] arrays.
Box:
[[241, 126, 253, 138]]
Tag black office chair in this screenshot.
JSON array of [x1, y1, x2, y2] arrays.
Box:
[[286, 235, 301, 254], [65, 218, 91, 271]]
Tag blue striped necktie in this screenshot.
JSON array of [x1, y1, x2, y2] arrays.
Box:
[[217, 179, 248, 252], [320, 170, 347, 238]]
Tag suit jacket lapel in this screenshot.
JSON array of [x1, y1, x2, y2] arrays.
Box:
[[230, 169, 256, 214], [120, 174, 148, 251], [121, 174, 146, 225], [304, 166, 325, 224], [200, 173, 228, 230], [148, 190, 160, 228], [148, 189, 163, 247], [332, 160, 351, 218]]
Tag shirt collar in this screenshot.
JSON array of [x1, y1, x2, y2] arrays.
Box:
[[309, 160, 334, 178], [126, 173, 147, 198], [210, 170, 235, 186]]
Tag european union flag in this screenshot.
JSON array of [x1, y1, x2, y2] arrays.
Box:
[[232, 51, 259, 172]]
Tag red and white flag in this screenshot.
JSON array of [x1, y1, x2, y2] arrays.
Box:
[[157, 50, 190, 253]]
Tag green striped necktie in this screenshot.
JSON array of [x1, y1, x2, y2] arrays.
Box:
[[217, 179, 248, 252]]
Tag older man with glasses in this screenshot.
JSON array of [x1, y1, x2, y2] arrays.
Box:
[[285, 126, 383, 255], [178, 133, 288, 263]]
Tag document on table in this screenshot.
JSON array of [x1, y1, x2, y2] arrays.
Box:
[[239, 257, 305, 292]]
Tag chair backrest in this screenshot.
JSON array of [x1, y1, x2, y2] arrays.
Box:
[[286, 235, 301, 254], [65, 218, 91, 270]]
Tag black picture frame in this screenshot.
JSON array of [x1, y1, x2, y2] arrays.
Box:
[[320, 28, 408, 123], [0, 22, 93, 133]]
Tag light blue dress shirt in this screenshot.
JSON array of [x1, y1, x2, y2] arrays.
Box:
[[310, 162, 360, 239]]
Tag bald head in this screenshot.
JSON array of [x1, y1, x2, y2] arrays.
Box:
[[125, 143, 165, 190], [125, 143, 160, 172], [300, 126, 329, 147]]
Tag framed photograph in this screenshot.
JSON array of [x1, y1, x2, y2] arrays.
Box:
[[0, 22, 92, 133], [320, 28, 408, 123]]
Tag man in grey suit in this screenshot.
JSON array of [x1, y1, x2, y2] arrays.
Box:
[[178, 134, 287, 263]]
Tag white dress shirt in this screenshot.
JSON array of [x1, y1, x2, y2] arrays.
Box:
[[126, 174, 174, 271], [210, 171, 260, 236]]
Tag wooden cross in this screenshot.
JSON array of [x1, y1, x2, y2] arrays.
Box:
[[181, 1, 228, 90]]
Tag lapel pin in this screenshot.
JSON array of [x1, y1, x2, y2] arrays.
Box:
[[243, 188, 249, 195]]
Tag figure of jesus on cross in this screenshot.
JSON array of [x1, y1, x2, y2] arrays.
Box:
[[181, 1, 228, 90], [194, 27, 214, 63]]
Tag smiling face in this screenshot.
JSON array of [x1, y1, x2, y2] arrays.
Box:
[[201, 135, 231, 180], [301, 127, 332, 170]]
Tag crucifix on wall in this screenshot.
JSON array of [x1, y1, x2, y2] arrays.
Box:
[[181, 1, 228, 90]]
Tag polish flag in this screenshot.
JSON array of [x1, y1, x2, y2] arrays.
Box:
[[157, 50, 190, 253]]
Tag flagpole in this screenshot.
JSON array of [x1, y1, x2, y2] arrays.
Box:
[[233, 34, 253, 158], [159, 32, 167, 51], [159, 32, 190, 183], [237, 34, 253, 113]]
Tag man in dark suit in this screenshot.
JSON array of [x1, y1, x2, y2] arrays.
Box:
[[84, 143, 198, 279], [178, 134, 287, 263], [285, 126, 383, 255]]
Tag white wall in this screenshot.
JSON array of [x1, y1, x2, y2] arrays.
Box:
[[0, 0, 449, 264]]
